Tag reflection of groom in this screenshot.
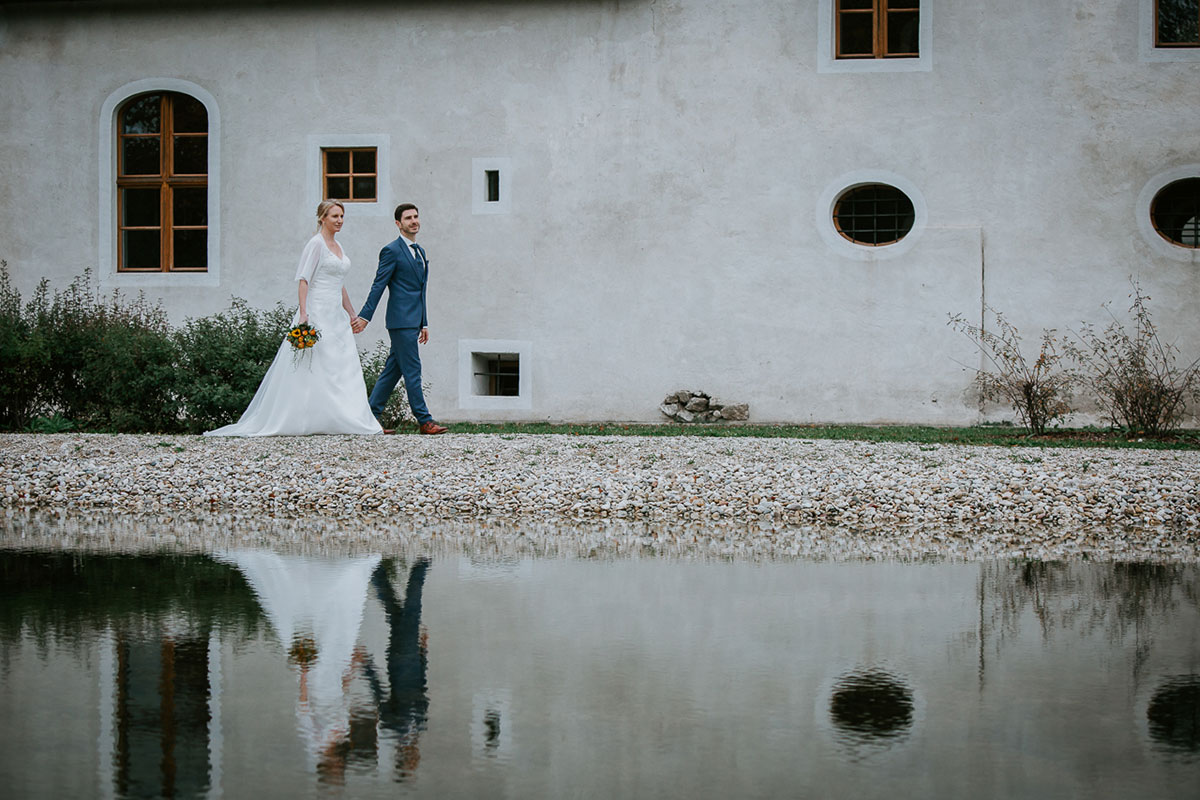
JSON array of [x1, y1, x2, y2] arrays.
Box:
[[365, 558, 431, 779], [354, 203, 448, 435]]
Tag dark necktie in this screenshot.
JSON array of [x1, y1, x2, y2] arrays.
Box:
[[411, 243, 425, 267]]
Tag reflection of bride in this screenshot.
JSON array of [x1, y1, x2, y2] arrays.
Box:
[[216, 550, 381, 777]]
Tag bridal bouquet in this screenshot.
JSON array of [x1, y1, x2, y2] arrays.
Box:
[[287, 322, 320, 364]]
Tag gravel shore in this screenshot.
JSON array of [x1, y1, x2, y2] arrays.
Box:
[[2, 432, 1199, 560]]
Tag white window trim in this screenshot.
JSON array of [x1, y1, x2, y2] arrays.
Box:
[[1139, 0, 1200, 62], [818, 0, 933, 74], [99, 78, 221, 289], [307, 134, 392, 217], [472, 157, 513, 215], [817, 170, 928, 261], [1136, 165, 1200, 261], [458, 338, 532, 411]]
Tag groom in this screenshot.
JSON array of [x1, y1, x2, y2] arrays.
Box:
[[354, 203, 448, 435]]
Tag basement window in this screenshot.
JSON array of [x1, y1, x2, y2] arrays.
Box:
[[473, 353, 520, 397]]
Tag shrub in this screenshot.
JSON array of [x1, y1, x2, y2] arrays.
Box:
[[0, 263, 51, 429], [1064, 281, 1200, 435], [0, 265, 179, 432], [174, 299, 294, 433], [949, 308, 1073, 435], [359, 339, 424, 429], [75, 296, 179, 432]]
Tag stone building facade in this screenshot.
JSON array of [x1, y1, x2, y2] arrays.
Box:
[[1, 0, 1197, 424]]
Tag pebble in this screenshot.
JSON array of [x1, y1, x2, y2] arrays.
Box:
[[1, 432, 1198, 561]]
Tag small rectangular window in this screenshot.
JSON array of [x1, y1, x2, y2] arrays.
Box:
[[1157, 0, 1200, 46], [322, 147, 377, 202], [486, 170, 501, 203], [472, 352, 520, 397], [836, 0, 920, 59]]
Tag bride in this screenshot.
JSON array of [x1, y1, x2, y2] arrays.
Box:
[[205, 200, 383, 436]]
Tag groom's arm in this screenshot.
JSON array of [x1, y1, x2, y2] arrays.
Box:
[[358, 245, 397, 324]]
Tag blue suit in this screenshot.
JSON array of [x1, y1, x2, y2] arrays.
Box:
[[359, 236, 433, 424]]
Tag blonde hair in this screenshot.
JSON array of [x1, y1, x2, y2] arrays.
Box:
[[316, 199, 345, 228]]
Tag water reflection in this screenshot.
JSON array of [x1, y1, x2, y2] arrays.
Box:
[[2, 519, 1199, 799], [828, 669, 915, 750], [216, 551, 383, 784], [367, 557, 430, 781], [1147, 675, 1200, 759]]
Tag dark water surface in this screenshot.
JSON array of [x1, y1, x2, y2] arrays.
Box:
[[1, 518, 1198, 799]]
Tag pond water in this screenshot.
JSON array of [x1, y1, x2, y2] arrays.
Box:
[[1, 514, 1198, 799]]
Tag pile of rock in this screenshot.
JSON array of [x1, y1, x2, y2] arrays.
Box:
[[659, 390, 749, 423]]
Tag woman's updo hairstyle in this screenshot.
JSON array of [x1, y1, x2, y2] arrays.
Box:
[[316, 199, 346, 228]]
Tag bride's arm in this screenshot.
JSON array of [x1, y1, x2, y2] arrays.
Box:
[[298, 279, 309, 324], [342, 288, 363, 330]]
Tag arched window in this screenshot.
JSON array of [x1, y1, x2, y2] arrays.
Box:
[[116, 92, 208, 272]]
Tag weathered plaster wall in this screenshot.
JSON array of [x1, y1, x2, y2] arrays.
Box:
[[0, 1, 1197, 424]]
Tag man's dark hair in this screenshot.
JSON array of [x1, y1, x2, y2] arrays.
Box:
[[395, 203, 418, 221]]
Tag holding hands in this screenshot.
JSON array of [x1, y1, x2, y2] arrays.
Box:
[[351, 316, 367, 334]]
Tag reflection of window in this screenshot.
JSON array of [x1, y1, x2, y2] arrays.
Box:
[[1151, 178, 1200, 247], [322, 148, 377, 202], [833, 184, 915, 246], [836, 0, 919, 59], [1157, 0, 1200, 47], [117, 92, 208, 272]]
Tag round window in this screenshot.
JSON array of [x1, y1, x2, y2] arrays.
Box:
[[1150, 178, 1200, 248], [832, 184, 915, 246]]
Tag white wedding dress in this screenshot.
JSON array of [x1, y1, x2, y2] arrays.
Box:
[[205, 235, 383, 436]]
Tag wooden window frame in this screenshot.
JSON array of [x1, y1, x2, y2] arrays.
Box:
[[116, 92, 208, 273], [835, 0, 920, 60], [1155, 0, 1200, 47], [321, 147, 378, 203]]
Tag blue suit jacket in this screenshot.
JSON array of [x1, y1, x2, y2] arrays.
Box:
[[359, 236, 428, 330]]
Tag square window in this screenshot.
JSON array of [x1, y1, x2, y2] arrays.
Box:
[[836, 1, 920, 59], [322, 147, 377, 202], [1157, 0, 1200, 46], [471, 352, 520, 397], [459, 339, 531, 411]]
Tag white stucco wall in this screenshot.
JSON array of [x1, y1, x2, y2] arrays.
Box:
[[0, 0, 1197, 424]]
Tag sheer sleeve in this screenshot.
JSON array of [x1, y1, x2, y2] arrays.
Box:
[[295, 236, 321, 282]]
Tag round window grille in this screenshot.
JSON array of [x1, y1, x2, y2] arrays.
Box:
[[1150, 178, 1200, 248], [833, 184, 915, 246]]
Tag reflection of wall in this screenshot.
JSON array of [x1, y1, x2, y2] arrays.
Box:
[[2, 552, 1198, 797], [420, 559, 1200, 798]]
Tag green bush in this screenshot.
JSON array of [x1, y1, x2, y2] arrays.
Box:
[[0, 265, 179, 432], [174, 299, 294, 433], [0, 264, 50, 429], [0, 265, 294, 434]]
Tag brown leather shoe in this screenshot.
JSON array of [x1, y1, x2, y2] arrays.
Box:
[[418, 421, 448, 435]]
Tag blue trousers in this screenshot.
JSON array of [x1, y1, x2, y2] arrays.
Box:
[[369, 328, 432, 424]]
